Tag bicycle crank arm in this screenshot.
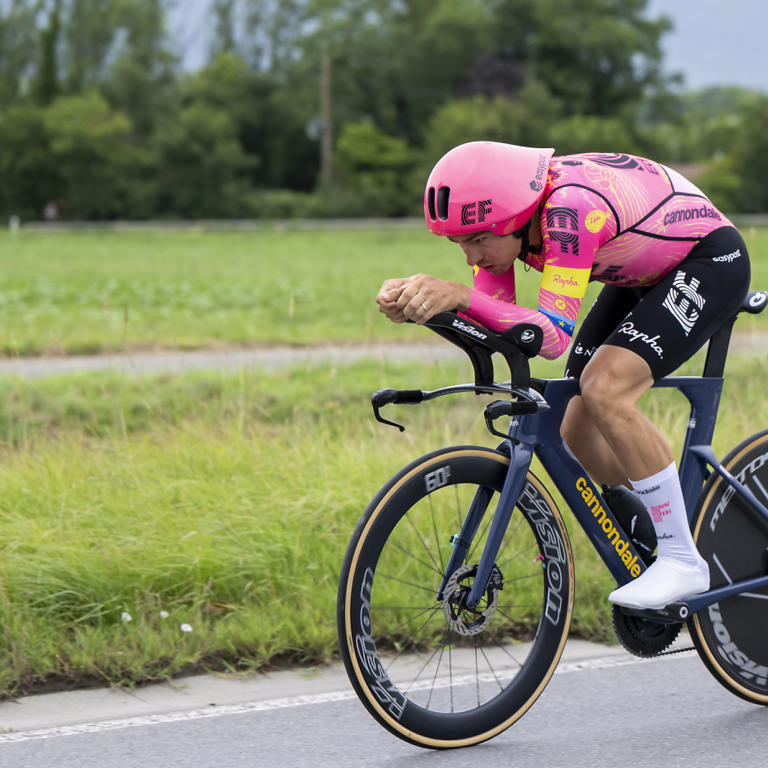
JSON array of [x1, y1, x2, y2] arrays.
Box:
[[621, 602, 690, 623]]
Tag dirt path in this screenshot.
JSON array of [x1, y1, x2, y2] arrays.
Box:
[[0, 342, 465, 378], [0, 333, 765, 379]]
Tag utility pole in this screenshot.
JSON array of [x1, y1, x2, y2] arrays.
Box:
[[320, 53, 333, 191]]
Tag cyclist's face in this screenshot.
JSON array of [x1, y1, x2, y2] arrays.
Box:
[[448, 231, 521, 275]]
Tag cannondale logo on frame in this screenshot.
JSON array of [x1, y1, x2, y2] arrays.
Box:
[[461, 199, 492, 226]]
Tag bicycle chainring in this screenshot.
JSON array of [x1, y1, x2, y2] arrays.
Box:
[[611, 604, 682, 657], [442, 563, 503, 637]]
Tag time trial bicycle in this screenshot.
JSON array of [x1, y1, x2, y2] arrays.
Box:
[[337, 288, 768, 749]]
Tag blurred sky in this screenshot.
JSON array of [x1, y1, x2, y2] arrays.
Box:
[[170, 1, 767, 93], [646, 0, 767, 92]]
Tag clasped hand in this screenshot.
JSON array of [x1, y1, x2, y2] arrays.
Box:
[[375, 274, 470, 325]]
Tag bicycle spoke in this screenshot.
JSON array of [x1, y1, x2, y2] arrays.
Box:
[[495, 514, 525, 560], [377, 604, 443, 651], [497, 541, 540, 569], [427, 492, 446, 575], [425, 633, 451, 710], [389, 540, 444, 577], [751, 474, 768, 503], [503, 572, 542, 584], [487, 633, 526, 670], [494, 606, 541, 629], [474, 640, 481, 708], [400, 630, 449, 695], [404, 506, 443, 575], [375, 571, 440, 597], [477, 641, 505, 693]]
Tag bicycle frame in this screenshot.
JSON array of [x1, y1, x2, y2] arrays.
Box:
[[450, 372, 768, 617], [371, 294, 768, 619]]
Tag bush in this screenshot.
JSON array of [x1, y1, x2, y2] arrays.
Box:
[[249, 189, 323, 219], [331, 121, 413, 217], [696, 95, 768, 213]]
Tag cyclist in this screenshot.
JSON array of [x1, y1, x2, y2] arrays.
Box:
[[376, 141, 751, 610]]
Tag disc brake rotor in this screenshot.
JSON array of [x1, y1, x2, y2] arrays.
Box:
[[442, 563, 503, 636]]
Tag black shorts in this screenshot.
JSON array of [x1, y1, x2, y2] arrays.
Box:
[[564, 227, 751, 381]]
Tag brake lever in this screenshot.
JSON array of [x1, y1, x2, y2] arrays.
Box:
[[373, 407, 405, 432], [371, 388, 414, 432], [483, 397, 548, 439]]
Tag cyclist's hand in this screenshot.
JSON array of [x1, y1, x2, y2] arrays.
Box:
[[395, 274, 470, 325], [376, 278, 409, 323]]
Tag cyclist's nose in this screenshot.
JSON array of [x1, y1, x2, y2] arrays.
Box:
[[464, 247, 482, 267]]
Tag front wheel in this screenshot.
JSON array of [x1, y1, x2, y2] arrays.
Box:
[[689, 430, 768, 704], [337, 446, 574, 748]]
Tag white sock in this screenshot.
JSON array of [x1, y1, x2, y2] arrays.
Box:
[[629, 461, 703, 569]]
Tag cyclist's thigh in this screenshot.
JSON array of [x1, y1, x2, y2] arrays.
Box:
[[564, 284, 642, 378], [601, 226, 751, 381]]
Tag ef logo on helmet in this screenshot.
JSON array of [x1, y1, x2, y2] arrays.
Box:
[[461, 199, 493, 226]]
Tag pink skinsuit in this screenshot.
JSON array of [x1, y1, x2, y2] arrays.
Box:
[[465, 153, 733, 359]]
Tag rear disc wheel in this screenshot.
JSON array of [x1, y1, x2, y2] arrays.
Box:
[[689, 430, 768, 703]]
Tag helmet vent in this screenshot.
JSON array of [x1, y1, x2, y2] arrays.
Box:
[[436, 186, 450, 220], [427, 187, 436, 220]]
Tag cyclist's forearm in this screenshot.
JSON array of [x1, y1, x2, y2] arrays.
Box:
[[465, 289, 571, 359]]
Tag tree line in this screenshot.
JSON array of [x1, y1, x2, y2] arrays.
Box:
[[0, 0, 765, 221]]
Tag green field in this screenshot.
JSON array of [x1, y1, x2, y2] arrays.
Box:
[[2, 225, 767, 355], [0, 226, 767, 697]]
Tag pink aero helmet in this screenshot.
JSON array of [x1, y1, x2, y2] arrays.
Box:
[[424, 141, 554, 236]]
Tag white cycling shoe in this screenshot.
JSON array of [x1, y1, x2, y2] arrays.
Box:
[[608, 557, 710, 610]]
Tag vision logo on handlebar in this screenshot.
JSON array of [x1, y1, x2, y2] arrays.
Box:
[[451, 318, 488, 340]]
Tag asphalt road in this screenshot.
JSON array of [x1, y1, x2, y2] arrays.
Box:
[[2, 638, 767, 768]]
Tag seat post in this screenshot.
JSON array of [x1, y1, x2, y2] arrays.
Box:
[[702, 315, 737, 378]]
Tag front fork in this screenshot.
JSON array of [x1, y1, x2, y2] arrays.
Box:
[[436, 439, 534, 609]]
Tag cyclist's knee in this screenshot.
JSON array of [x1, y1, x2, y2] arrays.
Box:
[[579, 368, 620, 415], [580, 352, 651, 416], [561, 395, 591, 450]]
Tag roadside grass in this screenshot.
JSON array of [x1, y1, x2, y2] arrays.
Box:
[[1, 226, 767, 355], [1, 222, 766, 695], [0, 351, 765, 696]]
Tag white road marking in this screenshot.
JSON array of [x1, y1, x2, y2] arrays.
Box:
[[0, 651, 694, 744]]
